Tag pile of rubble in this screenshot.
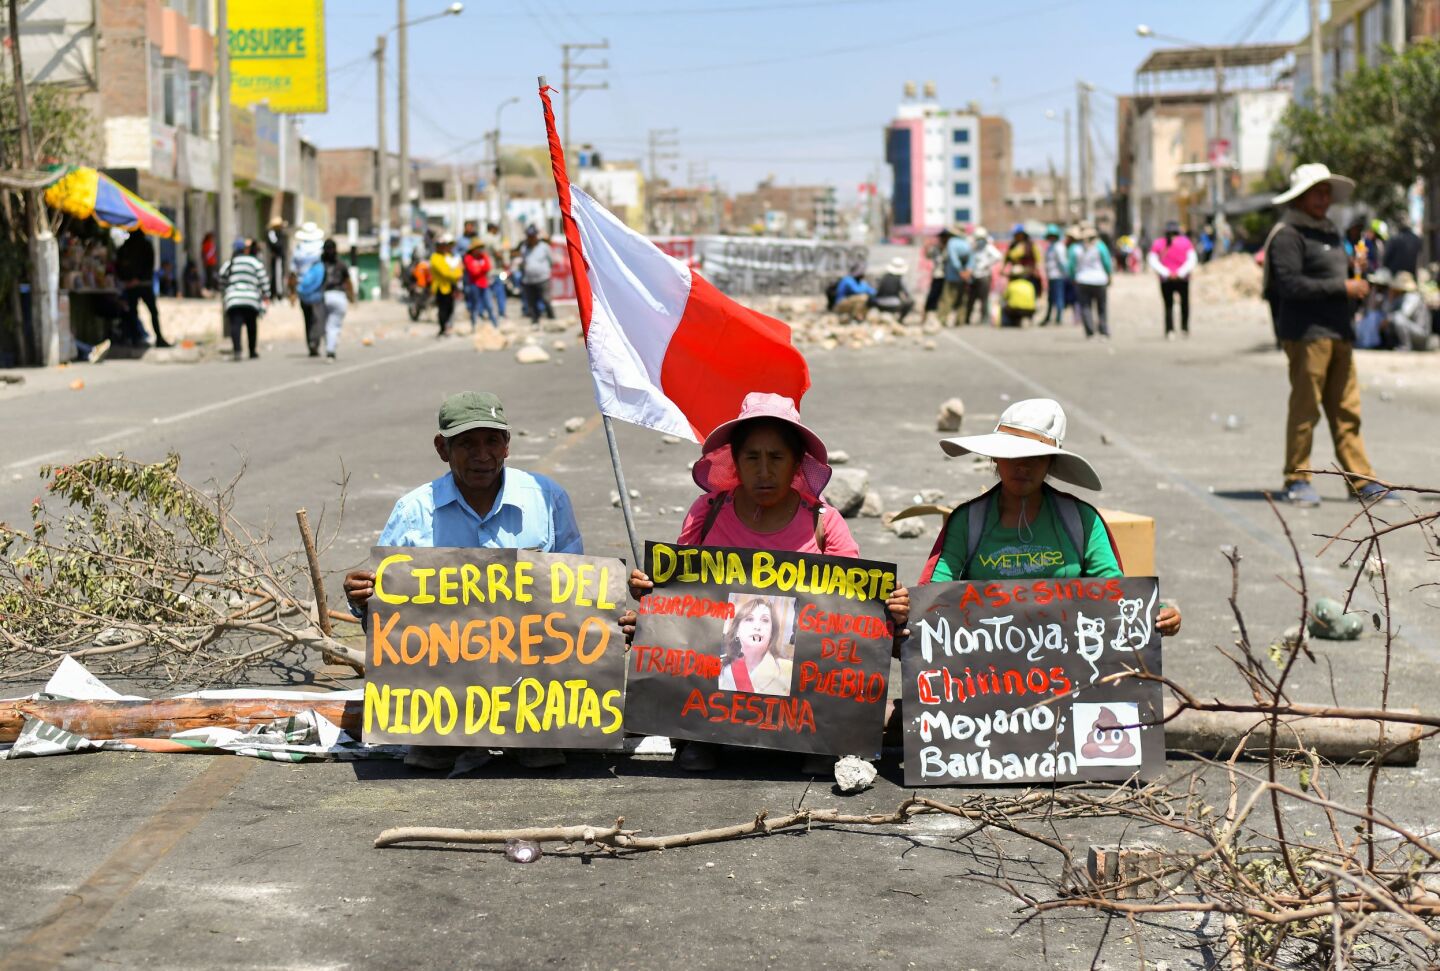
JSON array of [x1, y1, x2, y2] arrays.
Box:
[[466, 314, 580, 363], [816, 398, 978, 540], [1192, 252, 1264, 303], [739, 295, 942, 352]]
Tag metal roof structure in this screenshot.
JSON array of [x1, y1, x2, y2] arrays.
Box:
[[1136, 42, 1293, 76]]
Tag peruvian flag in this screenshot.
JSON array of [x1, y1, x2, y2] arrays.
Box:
[[538, 82, 809, 442]]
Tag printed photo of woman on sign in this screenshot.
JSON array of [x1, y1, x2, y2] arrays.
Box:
[[718, 594, 796, 697]]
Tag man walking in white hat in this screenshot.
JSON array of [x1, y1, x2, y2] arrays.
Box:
[[1265, 163, 1392, 505]]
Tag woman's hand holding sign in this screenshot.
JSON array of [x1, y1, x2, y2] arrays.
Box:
[[620, 568, 655, 642]]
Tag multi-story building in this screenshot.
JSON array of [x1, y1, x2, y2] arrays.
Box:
[[1002, 170, 1070, 230], [1116, 43, 1291, 237], [316, 147, 401, 237], [884, 87, 1012, 241], [729, 180, 840, 238], [6, 0, 319, 279], [1295, 0, 1439, 252], [1295, 0, 1439, 104]]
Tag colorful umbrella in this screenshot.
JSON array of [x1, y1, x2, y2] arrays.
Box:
[[43, 166, 182, 242]]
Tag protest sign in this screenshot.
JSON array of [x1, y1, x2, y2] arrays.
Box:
[[362, 547, 627, 749], [902, 577, 1164, 786], [627, 542, 898, 755]]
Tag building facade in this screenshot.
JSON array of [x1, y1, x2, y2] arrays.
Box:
[[7, 0, 319, 279], [884, 93, 1011, 240]]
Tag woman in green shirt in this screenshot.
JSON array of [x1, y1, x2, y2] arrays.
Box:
[[918, 397, 1181, 636]]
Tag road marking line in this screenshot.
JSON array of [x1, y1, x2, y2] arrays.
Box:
[[0, 756, 256, 971], [534, 413, 602, 475], [5, 340, 455, 471]]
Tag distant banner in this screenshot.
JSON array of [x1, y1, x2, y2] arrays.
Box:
[[697, 236, 868, 296], [627, 542, 898, 755], [902, 577, 1165, 786], [362, 548, 627, 748], [228, 0, 327, 114]]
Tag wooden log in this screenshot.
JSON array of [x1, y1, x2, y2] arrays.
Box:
[[1163, 701, 1423, 766], [0, 697, 363, 743]]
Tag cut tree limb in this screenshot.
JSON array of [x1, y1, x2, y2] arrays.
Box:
[[1163, 701, 1423, 766], [0, 697, 362, 743]]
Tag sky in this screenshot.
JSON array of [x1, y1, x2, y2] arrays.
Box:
[[297, 0, 1309, 205]]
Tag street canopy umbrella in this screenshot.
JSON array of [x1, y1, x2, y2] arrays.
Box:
[[43, 166, 182, 242]]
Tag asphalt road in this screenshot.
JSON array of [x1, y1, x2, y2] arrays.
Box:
[[2, 274, 1437, 969]]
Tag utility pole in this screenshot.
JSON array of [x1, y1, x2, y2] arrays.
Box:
[[492, 95, 518, 244], [1213, 51, 1226, 217], [1308, 0, 1324, 99], [397, 0, 410, 258], [218, 0, 234, 263], [1063, 107, 1072, 222], [646, 128, 679, 234], [561, 40, 609, 177], [375, 34, 390, 299], [1077, 81, 1093, 222], [7, 0, 58, 365]]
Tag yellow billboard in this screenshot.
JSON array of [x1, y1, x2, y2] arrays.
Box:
[[228, 0, 327, 114]]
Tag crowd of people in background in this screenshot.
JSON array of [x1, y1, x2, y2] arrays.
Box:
[[833, 207, 1436, 355], [1338, 215, 1436, 352], [400, 220, 558, 337]]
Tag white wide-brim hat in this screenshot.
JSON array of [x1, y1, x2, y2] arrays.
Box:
[[939, 397, 1102, 491], [295, 221, 325, 243], [1272, 163, 1355, 206], [885, 257, 908, 274]]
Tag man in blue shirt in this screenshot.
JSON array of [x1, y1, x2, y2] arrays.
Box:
[[832, 262, 877, 321], [936, 223, 972, 326], [344, 390, 583, 770]]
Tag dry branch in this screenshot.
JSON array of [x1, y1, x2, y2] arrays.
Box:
[[372, 792, 1143, 854], [1163, 702, 1424, 766], [0, 696, 363, 744]]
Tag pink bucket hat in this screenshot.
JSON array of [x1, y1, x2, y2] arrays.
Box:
[[691, 392, 832, 500]]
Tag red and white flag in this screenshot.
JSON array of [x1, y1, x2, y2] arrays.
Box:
[[538, 82, 809, 442]]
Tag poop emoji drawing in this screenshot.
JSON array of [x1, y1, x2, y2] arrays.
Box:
[[1080, 706, 1138, 761]]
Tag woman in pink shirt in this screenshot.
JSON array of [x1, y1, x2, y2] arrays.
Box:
[[623, 392, 909, 771], [1147, 221, 1198, 340]]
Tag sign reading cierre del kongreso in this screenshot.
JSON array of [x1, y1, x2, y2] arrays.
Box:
[[902, 577, 1165, 786], [362, 547, 627, 748], [228, 0, 327, 113]]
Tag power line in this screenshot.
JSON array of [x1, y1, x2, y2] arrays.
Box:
[[491, 0, 908, 18], [616, 0, 1079, 78]]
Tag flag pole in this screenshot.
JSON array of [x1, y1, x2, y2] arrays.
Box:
[[602, 415, 644, 571], [537, 74, 644, 572]]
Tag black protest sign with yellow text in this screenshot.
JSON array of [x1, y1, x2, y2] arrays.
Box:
[[627, 542, 898, 755], [363, 547, 627, 748]]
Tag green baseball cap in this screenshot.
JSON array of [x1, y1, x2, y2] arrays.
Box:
[[438, 391, 508, 437]]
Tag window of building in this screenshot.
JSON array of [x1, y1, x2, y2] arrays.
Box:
[[422, 180, 446, 200], [954, 181, 971, 196], [188, 74, 210, 136], [954, 207, 971, 222], [952, 155, 970, 170], [187, 0, 210, 31], [952, 129, 970, 144], [149, 45, 164, 122], [161, 58, 178, 127]]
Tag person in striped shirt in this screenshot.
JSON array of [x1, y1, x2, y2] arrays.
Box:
[[220, 238, 268, 360]]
